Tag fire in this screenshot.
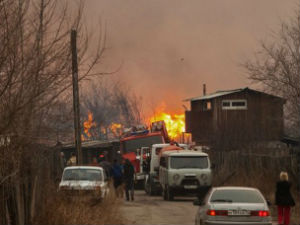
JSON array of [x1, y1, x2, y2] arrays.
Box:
[[149, 112, 185, 140], [110, 123, 123, 137], [82, 111, 96, 139]]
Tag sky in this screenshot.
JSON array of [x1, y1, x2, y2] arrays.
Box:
[[82, 0, 296, 115]]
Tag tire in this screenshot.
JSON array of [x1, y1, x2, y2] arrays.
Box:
[[163, 188, 167, 200], [166, 186, 173, 201], [144, 179, 149, 194], [149, 180, 156, 196]]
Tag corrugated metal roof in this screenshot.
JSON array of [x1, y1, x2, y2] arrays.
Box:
[[184, 88, 246, 101], [61, 139, 119, 149]]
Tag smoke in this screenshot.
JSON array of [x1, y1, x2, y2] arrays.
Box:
[[82, 0, 294, 115]]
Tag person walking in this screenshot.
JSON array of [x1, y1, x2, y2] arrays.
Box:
[[67, 152, 77, 166], [123, 159, 135, 201], [111, 159, 123, 198], [275, 171, 295, 225]]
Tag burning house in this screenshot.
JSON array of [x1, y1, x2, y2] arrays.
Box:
[[184, 87, 285, 148]]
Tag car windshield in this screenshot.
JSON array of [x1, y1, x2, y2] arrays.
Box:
[[170, 156, 208, 169], [62, 169, 102, 181], [210, 189, 265, 203], [123, 135, 163, 153]]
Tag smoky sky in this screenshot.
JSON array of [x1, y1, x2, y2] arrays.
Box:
[[83, 0, 295, 115]]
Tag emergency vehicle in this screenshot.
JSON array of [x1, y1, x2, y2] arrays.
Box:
[[120, 121, 169, 185]]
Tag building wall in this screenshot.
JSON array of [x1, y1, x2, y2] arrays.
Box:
[[186, 89, 284, 147]]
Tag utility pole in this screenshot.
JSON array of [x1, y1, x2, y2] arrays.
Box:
[[71, 29, 82, 165]]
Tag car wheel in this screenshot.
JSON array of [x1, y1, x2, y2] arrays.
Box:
[[149, 180, 156, 196], [144, 180, 149, 194], [163, 188, 167, 200], [166, 186, 173, 201]]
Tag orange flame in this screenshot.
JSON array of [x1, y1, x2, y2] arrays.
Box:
[[149, 112, 185, 140], [82, 111, 96, 139], [110, 123, 122, 137]]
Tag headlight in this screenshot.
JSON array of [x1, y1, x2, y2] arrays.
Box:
[[200, 174, 208, 181], [173, 174, 180, 181]]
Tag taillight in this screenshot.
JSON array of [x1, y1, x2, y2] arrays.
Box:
[[207, 210, 228, 216], [251, 210, 270, 217]]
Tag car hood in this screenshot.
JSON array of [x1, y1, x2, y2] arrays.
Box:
[[59, 180, 105, 190]]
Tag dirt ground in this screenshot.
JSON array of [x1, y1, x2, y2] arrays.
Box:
[[120, 190, 198, 225]]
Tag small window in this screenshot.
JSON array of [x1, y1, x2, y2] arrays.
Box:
[[204, 101, 212, 111], [222, 101, 230, 107], [160, 157, 166, 167], [155, 147, 162, 155], [232, 101, 246, 107], [207, 102, 211, 110], [222, 100, 247, 110]]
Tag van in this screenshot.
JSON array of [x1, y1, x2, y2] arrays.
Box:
[[159, 150, 212, 201], [144, 143, 188, 195]]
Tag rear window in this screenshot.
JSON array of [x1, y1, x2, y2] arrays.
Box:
[[63, 169, 102, 181], [210, 189, 265, 203], [170, 156, 208, 169]]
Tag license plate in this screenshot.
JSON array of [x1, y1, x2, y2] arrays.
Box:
[[228, 210, 250, 216], [184, 185, 197, 189]]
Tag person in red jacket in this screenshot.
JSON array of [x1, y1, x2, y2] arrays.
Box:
[[275, 172, 295, 225]]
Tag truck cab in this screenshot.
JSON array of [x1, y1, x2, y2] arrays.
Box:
[[159, 150, 212, 201]]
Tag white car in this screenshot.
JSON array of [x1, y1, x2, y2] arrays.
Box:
[[59, 166, 109, 198], [194, 186, 272, 225]]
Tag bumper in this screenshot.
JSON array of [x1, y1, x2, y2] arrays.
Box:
[[171, 185, 210, 192], [204, 221, 272, 225]]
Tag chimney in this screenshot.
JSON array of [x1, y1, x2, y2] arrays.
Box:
[[203, 84, 206, 96]]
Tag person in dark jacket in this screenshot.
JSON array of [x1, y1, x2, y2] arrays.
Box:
[[275, 172, 295, 225], [123, 159, 135, 201], [111, 159, 123, 198]]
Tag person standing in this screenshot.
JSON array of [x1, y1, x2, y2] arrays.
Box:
[[111, 159, 123, 198], [67, 152, 77, 166], [275, 171, 295, 225], [123, 159, 135, 201]]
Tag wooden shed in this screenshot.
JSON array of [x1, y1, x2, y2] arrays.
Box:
[[185, 88, 285, 147]]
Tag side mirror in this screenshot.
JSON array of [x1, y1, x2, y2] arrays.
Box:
[[266, 199, 271, 206], [154, 166, 159, 172], [193, 199, 203, 206], [210, 163, 216, 169]]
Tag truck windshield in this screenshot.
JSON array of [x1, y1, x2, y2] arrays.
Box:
[[62, 169, 102, 181], [170, 156, 208, 169], [123, 135, 163, 153]]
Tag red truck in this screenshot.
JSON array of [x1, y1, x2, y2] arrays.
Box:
[[120, 121, 169, 185]]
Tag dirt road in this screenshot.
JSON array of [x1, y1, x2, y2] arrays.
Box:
[[120, 190, 198, 225], [120, 190, 279, 225]]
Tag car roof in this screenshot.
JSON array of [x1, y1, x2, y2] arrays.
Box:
[[64, 166, 104, 171], [212, 186, 260, 192], [161, 150, 208, 156]]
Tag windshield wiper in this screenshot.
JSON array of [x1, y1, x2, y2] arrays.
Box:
[[211, 199, 233, 203]]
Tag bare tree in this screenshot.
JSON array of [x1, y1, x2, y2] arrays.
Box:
[[0, 0, 106, 224], [243, 10, 300, 136], [81, 78, 143, 139]]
